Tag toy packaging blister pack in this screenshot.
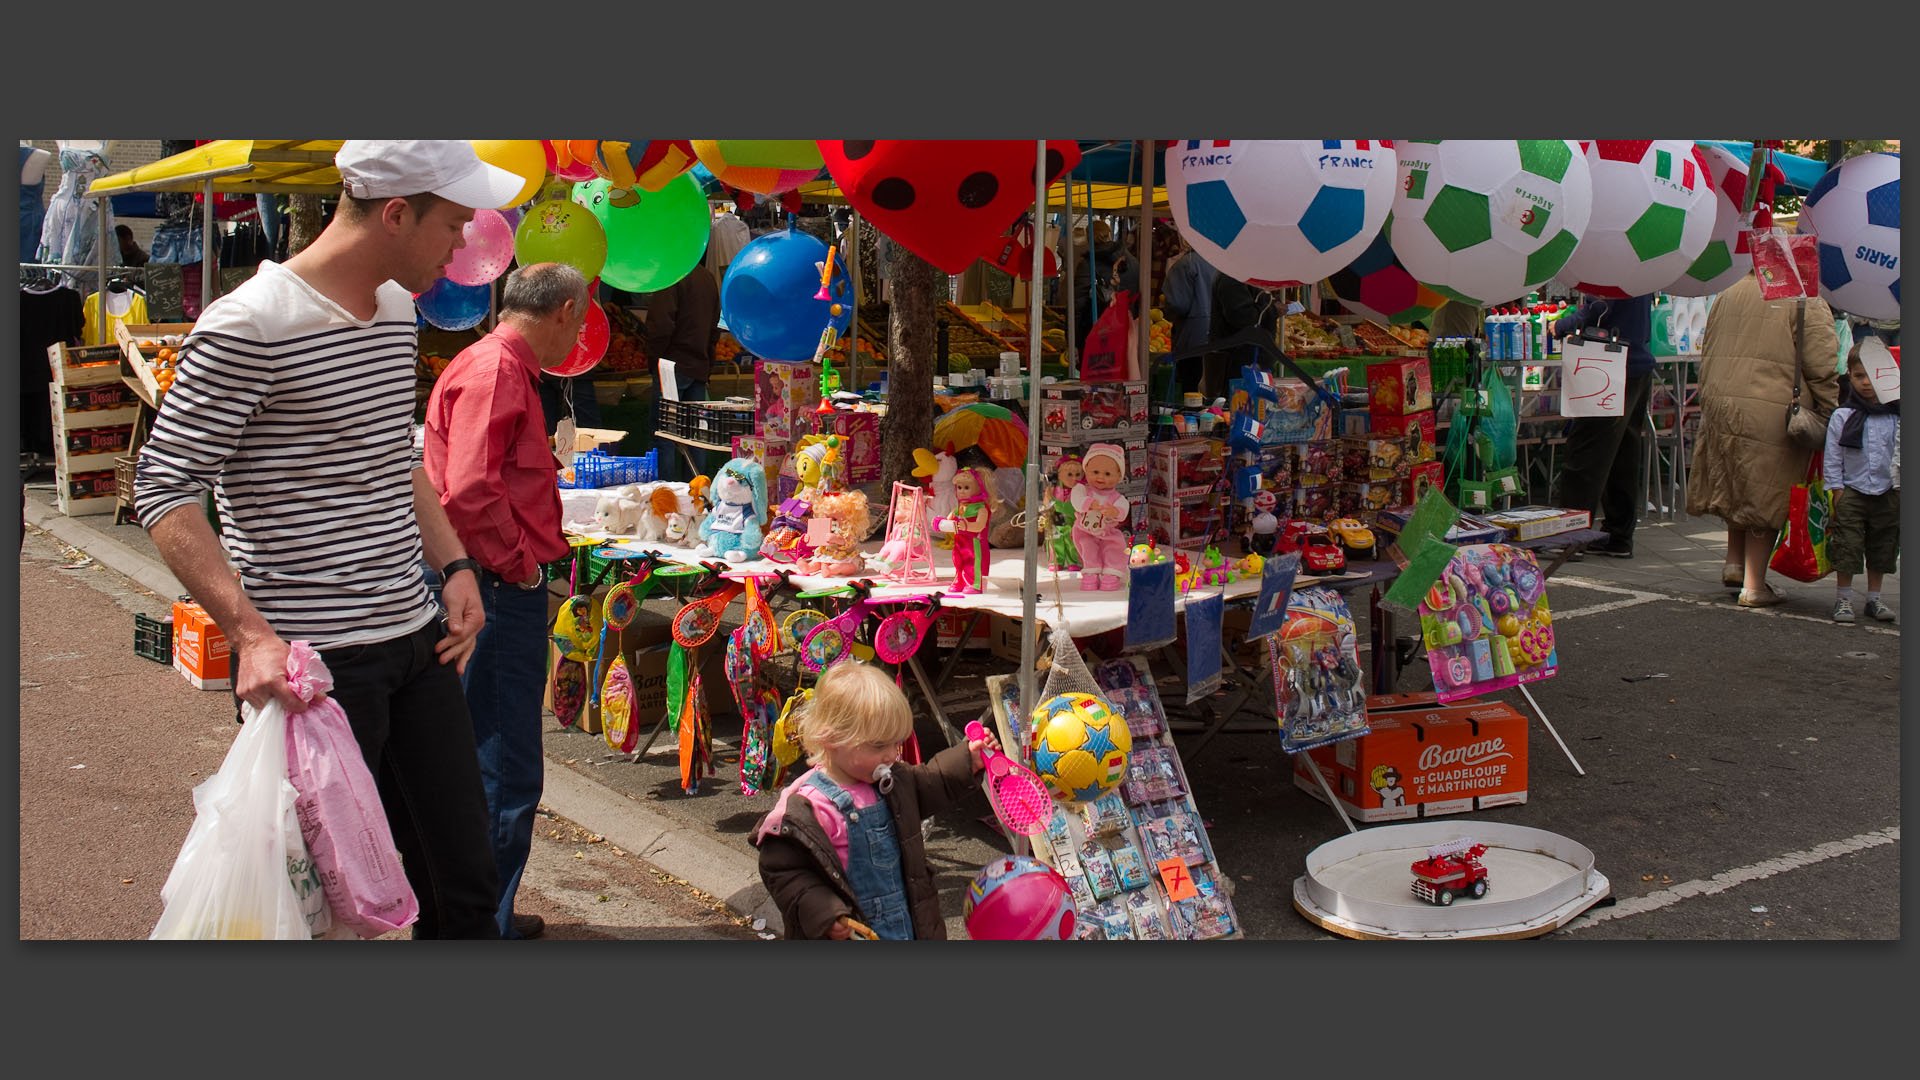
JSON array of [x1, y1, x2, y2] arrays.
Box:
[[1268, 586, 1371, 754], [1419, 543, 1558, 704], [987, 659, 1242, 940]]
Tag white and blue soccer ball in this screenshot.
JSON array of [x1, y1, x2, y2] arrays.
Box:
[[1801, 151, 1901, 323], [1166, 140, 1397, 288], [1386, 140, 1593, 308]]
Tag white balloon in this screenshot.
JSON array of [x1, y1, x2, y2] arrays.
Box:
[[1166, 140, 1397, 287]]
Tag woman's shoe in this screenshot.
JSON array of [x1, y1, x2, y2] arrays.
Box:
[[1737, 585, 1786, 608], [1721, 564, 1744, 588]]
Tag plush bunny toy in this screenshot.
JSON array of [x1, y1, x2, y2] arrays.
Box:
[[699, 457, 768, 561]]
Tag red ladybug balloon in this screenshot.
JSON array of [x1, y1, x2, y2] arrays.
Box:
[[817, 140, 1082, 274], [550, 297, 609, 378]]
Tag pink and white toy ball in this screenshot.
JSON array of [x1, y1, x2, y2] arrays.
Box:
[[1385, 140, 1592, 308], [1559, 140, 1718, 300], [1667, 145, 1782, 298], [1166, 140, 1397, 288], [1800, 151, 1901, 323], [963, 855, 1075, 940], [444, 208, 516, 287]]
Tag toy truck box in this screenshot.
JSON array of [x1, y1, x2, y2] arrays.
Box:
[[1292, 700, 1528, 822], [1038, 380, 1149, 443], [1149, 438, 1228, 499]]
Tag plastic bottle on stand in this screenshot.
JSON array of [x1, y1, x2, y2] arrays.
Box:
[[1688, 296, 1708, 354], [1650, 294, 1674, 355]]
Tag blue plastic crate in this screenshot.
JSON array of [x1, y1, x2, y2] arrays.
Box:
[[565, 449, 657, 489]]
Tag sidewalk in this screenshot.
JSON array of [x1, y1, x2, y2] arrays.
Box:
[[1551, 514, 1900, 611], [21, 485, 787, 935]]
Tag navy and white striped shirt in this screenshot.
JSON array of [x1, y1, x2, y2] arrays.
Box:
[[134, 261, 438, 649]]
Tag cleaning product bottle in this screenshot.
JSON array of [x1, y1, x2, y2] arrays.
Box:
[[1689, 295, 1708, 354], [1650, 294, 1674, 356]]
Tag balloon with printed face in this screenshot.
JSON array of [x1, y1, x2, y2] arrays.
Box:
[[514, 187, 608, 283], [572, 175, 710, 293]]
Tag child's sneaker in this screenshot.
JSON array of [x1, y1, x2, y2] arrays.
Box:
[[1864, 598, 1897, 622], [1832, 596, 1856, 623]]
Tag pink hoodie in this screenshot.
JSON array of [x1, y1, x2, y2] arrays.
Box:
[[752, 767, 881, 870]]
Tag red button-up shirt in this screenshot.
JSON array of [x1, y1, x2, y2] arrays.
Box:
[[424, 323, 568, 583]]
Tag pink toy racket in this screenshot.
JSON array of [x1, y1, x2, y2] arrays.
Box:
[[965, 720, 1051, 837]]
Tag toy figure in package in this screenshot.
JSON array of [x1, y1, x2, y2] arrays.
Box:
[[1081, 844, 1121, 900], [1111, 841, 1152, 891], [1127, 892, 1170, 940], [1095, 901, 1133, 940], [1270, 586, 1371, 753]]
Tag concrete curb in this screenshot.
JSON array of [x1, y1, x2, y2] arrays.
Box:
[[27, 502, 784, 935], [541, 759, 782, 936], [23, 499, 185, 601]]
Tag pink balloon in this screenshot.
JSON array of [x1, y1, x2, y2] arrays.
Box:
[[549, 299, 609, 377], [446, 208, 516, 287]]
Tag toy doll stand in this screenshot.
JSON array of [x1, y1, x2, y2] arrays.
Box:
[[1292, 821, 1611, 940], [880, 482, 938, 586]]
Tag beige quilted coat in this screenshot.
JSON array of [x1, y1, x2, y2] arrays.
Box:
[[1685, 275, 1840, 533]]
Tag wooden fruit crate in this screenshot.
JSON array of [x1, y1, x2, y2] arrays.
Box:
[[115, 321, 193, 408]]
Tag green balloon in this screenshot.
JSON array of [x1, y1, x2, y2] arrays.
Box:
[[571, 174, 711, 293], [514, 191, 607, 282]]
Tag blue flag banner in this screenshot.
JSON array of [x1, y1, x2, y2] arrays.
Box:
[[1184, 591, 1225, 705], [1245, 551, 1302, 642], [1125, 559, 1178, 653]]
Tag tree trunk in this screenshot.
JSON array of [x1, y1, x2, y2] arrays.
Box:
[[288, 195, 324, 256], [880, 246, 938, 494], [1825, 140, 1849, 168]]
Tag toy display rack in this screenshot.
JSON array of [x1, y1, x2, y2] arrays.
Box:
[[986, 657, 1243, 941]]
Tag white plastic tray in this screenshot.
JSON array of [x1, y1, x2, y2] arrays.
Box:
[[1293, 821, 1610, 940]]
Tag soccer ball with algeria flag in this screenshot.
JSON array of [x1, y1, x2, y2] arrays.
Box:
[[1384, 140, 1593, 309], [1559, 140, 1718, 300]]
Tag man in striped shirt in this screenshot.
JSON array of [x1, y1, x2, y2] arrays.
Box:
[[134, 140, 526, 939]]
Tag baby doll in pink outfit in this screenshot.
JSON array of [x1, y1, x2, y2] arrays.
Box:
[[1070, 443, 1131, 591]]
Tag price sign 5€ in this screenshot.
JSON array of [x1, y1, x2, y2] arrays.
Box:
[[1561, 335, 1626, 418]]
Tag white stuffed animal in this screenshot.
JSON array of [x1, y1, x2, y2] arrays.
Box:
[[926, 450, 958, 535], [637, 484, 679, 542], [593, 490, 643, 535]]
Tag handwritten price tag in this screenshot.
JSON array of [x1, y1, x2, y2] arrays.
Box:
[[1561, 336, 1625, 418], [1157, 857, 1199, 902], [1862, 338, 1899, 404], [806, 517, 835, 546]]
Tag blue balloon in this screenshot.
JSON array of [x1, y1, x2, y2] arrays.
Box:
[[415, 277, 491, 331], [719, 230, 852, 363]]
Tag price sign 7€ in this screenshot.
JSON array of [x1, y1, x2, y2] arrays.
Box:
[[1561, 335, 1626, 418]]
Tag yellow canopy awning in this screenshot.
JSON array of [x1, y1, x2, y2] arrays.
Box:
[[797, 178, 1167, 211], [87, 139, 346, 197]]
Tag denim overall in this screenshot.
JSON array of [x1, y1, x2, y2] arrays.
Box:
[[799, 770, 914, 940]]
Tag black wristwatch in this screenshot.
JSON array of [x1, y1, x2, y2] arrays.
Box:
[[440, 557, 483, 583]]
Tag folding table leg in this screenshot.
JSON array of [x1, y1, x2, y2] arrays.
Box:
[[1300, 752, 1357, 834], [906, 652, 967, 749], [1517, 681, 1585, 776]]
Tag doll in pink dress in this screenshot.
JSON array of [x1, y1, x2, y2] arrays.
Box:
[[937, 466, 992, 594], [1070, 443, 1131, 591]]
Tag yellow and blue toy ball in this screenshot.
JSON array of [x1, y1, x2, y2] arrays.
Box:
[[1029, 691, 1131, 805], [963, 855, 1075, 940]]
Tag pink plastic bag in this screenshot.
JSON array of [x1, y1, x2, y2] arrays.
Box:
[[283, 642, 419, 938]]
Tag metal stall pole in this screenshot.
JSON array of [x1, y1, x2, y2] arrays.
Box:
[[1018, 139, 1048, 750], [1135, 140, 1155, 381], [849, 208, 862, 394], [96, 194, 109, 325], [1062, 179, 1076, 377], [201, 177, 217, 314]]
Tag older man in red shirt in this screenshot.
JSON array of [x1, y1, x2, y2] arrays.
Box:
[[424, 262, 586, 939]]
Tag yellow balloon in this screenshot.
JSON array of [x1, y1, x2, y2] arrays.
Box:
[[470, 140, 547, 209]]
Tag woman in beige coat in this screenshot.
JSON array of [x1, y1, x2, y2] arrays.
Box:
[[1686, 275, 1839, 607]]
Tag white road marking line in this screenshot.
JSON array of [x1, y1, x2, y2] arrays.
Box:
[[1540, 576, 1669, 621], [1559, 826, 1900, 932], [1684, 531, 1728, 543], [1669, 594, 1903, 636], [1552, 574, 1900, 636], [1547, 575, 1667, 598]]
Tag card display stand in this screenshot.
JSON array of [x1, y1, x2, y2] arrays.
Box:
[[988, 655, 1242, 941]]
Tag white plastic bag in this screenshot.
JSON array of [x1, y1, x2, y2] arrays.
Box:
[[151, 697, 312, 940]]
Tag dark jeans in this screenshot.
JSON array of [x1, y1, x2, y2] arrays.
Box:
[[653, 375, 712, 482], [460, 569, 551, 938], [233, 618, 502, 939], [1553, 373, 1654, 545]]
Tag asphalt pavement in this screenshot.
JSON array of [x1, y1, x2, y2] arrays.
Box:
[[21, 485, 1902, 940]]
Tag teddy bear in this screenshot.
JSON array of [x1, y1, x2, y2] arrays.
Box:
[[699, 457, 767, 561]]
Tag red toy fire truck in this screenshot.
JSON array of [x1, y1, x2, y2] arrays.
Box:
[[1409, 838, 1490, 906]]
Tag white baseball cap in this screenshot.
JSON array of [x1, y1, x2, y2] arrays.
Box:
[[334, 140, 526, 210]]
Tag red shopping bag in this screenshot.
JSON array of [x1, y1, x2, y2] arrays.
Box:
[[1080, 289, 1137, 383], [1769, 453, 1834, 583]]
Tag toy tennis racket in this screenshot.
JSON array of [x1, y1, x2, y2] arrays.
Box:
[[780, 607, 830, 649], [871, 594, 941, 664], [672, 565, 746, 648], [965, 720, 1051, 837], [797, 584, 881, 673]]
